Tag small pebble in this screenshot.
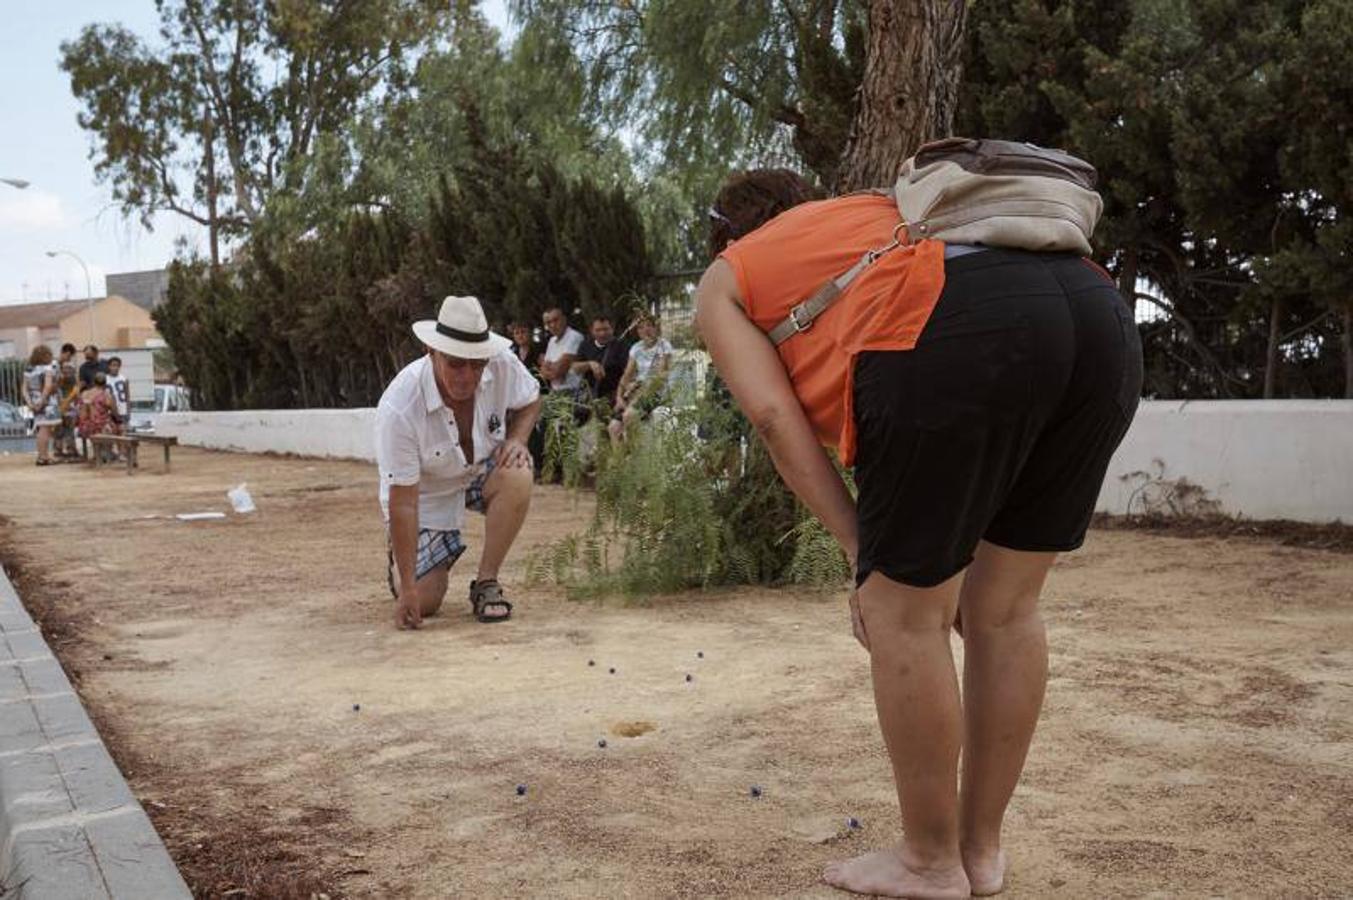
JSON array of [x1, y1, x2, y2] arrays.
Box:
[[609, 667, 616, 675], [750, 785, 762, 798], [352, 703, 361, 712], [697, 651, 704, 658], [588, 660, 595, 667], [685, 674, 693, 683], [598, 739, 607, 748], [847, 817, 860, 829], [515, 784, 527, 796]]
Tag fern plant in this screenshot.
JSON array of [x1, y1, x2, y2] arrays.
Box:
[[527, 373, 851, 599]]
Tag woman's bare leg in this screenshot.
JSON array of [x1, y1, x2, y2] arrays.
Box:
[[823, 570, 970, 899], [957, 541, 1056, 894], [35, 425, 51, 462]]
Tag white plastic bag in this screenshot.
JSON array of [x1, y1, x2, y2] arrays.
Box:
[[227, 483, 256, 514]]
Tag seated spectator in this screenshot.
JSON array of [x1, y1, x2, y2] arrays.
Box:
[[572, 314, 630, 411], [539, 307, 585, 400], [78, 372, 117, 461], [509, 322, 543, 375], [608, 314, 674, 444]]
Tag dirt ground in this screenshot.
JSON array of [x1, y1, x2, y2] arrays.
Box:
[[1, 448, 1350, 899]]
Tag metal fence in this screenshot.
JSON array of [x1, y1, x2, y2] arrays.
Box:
[[1, 358, 32, 438]]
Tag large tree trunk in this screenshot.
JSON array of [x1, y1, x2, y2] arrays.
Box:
[[1343, 302, 1353, 399], [204, 108, 220, 269], [1263, 296, 1284, 399], [836, 0, 968, 193], [1118, 247, 1139, 314]]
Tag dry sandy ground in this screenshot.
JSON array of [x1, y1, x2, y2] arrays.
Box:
[[0, 448, 1350, 899]]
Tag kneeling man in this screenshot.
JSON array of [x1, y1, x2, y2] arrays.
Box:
[[376, 295, 541, 629]]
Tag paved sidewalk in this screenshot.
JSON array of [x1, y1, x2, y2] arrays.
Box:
[[0, 565, 189, 899]]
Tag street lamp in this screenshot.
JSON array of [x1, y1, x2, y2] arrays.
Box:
[[46, 250, 95, 344], [1, 178, 30, 189]]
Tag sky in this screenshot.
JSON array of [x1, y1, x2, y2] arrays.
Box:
[[0, 1, 511, 306]]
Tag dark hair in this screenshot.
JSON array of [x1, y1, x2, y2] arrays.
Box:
[[60, 343, 76, 355], [107, 356, 122, 366], [29, 345, 53, 367], [590, 315, 612, 325], [707, 168, 821, 258], [84, 344, 98, 354]]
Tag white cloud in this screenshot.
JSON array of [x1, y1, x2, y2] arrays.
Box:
[[0, 189, 67, 231]]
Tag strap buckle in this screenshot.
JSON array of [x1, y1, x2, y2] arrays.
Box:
[[788, 303, 815, 333]]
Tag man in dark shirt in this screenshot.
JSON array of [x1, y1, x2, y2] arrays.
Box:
[[572, 315, 629, 410], [77, 344, 107, 389]]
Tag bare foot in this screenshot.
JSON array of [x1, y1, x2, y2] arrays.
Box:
[[823, 847, 970, 898], [963, 847, 1007, 896]]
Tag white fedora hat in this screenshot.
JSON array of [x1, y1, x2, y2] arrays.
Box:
[[412, 295, 513, 360]]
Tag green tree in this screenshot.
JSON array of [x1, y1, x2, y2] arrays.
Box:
[[61, 0, 440, 264], [512, 0, 968, 192]]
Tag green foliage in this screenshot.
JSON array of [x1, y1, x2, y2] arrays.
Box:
[[959, 0, 1351, 398], [157, 139, 654, 409], [527, 382, 850, 599], [77, 0, 1353, 405], [60, 0, 442, 242]]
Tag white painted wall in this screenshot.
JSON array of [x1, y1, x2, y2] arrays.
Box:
[[157, 400, 1353, 523], [1095, 400, 1353, 523], [157, 409, 378, 461]]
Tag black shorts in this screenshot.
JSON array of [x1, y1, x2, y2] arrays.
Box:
[[852, 249, 1143, 588]]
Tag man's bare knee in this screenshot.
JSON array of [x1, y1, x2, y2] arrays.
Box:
[[417, 568, 449, 616], [484, 460, 533, 504]]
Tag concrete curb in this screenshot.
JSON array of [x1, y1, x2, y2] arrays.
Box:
[[0, 565, 190, 899]]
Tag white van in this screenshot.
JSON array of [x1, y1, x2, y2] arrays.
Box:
[[128, 384, 192, 432]]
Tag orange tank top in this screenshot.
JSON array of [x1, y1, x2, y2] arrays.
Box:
[[718, 193, 947, 466]]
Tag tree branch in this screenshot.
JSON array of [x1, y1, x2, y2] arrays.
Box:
[[717, 76, 805, 129]]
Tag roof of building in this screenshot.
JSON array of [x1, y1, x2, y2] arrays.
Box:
[[0, 299, 101, 330]]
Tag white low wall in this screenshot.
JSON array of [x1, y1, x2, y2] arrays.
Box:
[[158, 400, 1353, 524], [1094, 400, 1352, 522], [157, 409, 378, 461]]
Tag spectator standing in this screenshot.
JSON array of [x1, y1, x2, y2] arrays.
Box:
[[539, 307, 585, 397], [56, 363, 81, 458], [105, 357, 129, 434], [78, 344, 106, 389], [572, 315, 630, 409], [23, 345, 59, 466]]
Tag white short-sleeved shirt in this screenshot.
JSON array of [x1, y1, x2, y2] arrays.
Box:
[[375, 353, 540, 530], [630, 338, 673, 385], [543, 326, 584, 392], [106, 374, 129, 417]]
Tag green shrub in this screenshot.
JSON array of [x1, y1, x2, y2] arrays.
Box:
[[528, 381, 851, 599]]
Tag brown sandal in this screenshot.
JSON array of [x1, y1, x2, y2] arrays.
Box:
[[468, 579, 512, 623]]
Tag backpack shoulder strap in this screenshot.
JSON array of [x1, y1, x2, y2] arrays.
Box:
[[766, 217, 906, 346]]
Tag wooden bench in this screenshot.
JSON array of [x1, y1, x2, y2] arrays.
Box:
[[88, 433, 179, 474]]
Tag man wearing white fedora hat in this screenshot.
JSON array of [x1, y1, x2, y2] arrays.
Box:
[[375, 295, 542, 629]]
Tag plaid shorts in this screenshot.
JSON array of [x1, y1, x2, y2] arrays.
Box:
[[386, 459, 495, 598]]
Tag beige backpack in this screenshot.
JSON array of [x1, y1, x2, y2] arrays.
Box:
[[766, 138, 1104, 346]]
